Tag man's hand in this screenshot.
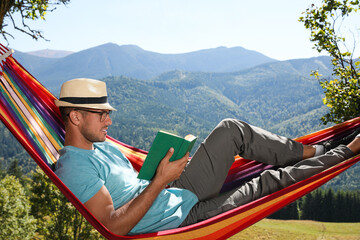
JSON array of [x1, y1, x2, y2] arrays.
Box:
[[153, 147, 190, 186], [84, 148, 189, 236]]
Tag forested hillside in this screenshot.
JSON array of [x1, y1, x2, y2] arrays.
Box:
[[101, 56, 333, 151]]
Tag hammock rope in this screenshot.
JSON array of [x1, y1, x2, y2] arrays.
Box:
[[1, 44, 359, 240]]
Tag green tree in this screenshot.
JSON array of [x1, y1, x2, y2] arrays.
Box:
[[7, 158, 23, 179], [299, 0, 360, 124], [0, 175, 36, 239], [0, 0, 70, 42], [268, 201, 299, 220], [322, 188, 335, 221], [301, 191, 314, 220], [0, 159, 6, 179], [313, 190, 324, 220], [30, 167, 104, 240], [333, 190, 345, 221]]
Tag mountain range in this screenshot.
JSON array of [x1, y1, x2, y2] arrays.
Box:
[[6, 42, 335, 144], [12, 42, 335, 134], [13, 43, 276, 92], [3, 43, 358, 190]]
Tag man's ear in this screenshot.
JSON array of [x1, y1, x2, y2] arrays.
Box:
[[68, 110, 81, 126]]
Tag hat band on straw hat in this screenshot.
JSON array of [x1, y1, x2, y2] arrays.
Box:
[[59, 96, 108, 105]]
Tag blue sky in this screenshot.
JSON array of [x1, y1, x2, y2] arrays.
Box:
[[3, 0, 360, 60]]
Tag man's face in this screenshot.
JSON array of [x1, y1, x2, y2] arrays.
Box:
[[77, 109, 112, 143]]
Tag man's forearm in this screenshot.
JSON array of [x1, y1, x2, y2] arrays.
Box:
[[107, 179, 167, 235], [108, 150, 190, 235]]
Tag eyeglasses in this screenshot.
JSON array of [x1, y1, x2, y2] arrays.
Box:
[[74, 109, 112, 122]]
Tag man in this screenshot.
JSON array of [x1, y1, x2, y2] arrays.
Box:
[[54, 78, 360, 236]]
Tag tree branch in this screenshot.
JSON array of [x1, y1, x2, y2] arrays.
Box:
[[8, 9, 48, 41], [0, 0, 70, 43]]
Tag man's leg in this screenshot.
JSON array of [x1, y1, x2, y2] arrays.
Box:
[[180, 144, 355, 226], [172, 119, 304, 201]]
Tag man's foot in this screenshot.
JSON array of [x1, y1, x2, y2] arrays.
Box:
[[347, 136, 360, 154], [322, 128, 360, 152]]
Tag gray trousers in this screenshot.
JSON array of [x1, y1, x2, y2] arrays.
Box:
[[171, 119, 355, 226]]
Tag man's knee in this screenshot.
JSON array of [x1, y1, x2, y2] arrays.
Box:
[[217, 119, 247, 132], [210, 119, 247, 140]]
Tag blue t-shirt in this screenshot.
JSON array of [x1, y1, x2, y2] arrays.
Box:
[[55, 141, 198, 234]]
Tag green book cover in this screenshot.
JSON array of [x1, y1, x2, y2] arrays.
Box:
[[137, 130, 197, 181]]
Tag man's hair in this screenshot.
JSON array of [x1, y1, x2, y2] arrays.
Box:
[[59, 107, 75, 123], [59, 107, 92, 123]]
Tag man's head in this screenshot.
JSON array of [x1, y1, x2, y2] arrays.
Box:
[[56, 79, 115, 148]]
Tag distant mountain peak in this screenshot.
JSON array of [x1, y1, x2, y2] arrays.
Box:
[[27, 49, 74, 58]]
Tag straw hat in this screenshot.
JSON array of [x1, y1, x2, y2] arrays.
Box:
[[55, 78, 116, 111]]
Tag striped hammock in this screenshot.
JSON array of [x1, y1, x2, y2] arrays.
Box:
[[1, 44, 360, 240]]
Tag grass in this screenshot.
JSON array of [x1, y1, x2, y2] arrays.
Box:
[[228, 219, 360, 240]]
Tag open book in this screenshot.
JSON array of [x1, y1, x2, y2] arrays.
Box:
[[137, 130, 197, 181]]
